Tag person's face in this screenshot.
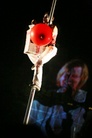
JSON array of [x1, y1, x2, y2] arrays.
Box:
[[59, 67, 82, 91]]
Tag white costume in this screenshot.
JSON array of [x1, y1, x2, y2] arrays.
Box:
[[24, 24, 58, 90]]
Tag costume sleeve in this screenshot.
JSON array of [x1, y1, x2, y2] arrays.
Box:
[[23, 24, 35, 54]]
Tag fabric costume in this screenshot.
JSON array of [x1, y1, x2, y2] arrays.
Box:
[[24, 24, 58, 90]]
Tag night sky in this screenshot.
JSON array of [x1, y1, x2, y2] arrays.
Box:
[[0, 0, 92, 129]]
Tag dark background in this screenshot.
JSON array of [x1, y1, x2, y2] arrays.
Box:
[[0, 0, 92, 128]]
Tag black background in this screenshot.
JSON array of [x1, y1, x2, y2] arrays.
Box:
[[0, 0, 92, 127]]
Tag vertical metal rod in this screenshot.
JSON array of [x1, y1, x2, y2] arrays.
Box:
[[49, 0, 57, 24], [23, 87, 36, 124]]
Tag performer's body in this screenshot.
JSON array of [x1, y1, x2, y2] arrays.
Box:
[[24, 13, 58, 91]]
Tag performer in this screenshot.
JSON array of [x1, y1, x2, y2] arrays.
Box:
[[24, 13, 58, 91]]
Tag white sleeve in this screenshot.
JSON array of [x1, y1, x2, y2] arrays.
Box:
[[23, 24, 34, 54]]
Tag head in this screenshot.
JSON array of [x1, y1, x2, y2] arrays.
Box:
[[43, 13, 54, 24], [56, 59, 89, 91]]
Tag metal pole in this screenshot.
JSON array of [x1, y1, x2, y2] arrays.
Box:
[[49, 0, 57, 25], [23, 86, 37, 124]]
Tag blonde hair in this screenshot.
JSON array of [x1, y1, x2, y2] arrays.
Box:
[[56, 59, 89, 90]]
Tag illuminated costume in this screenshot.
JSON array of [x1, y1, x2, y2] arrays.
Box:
[[24, 20, 58, 91]]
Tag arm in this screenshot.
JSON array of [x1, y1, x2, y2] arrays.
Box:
[[51, 25, 58, 46]]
